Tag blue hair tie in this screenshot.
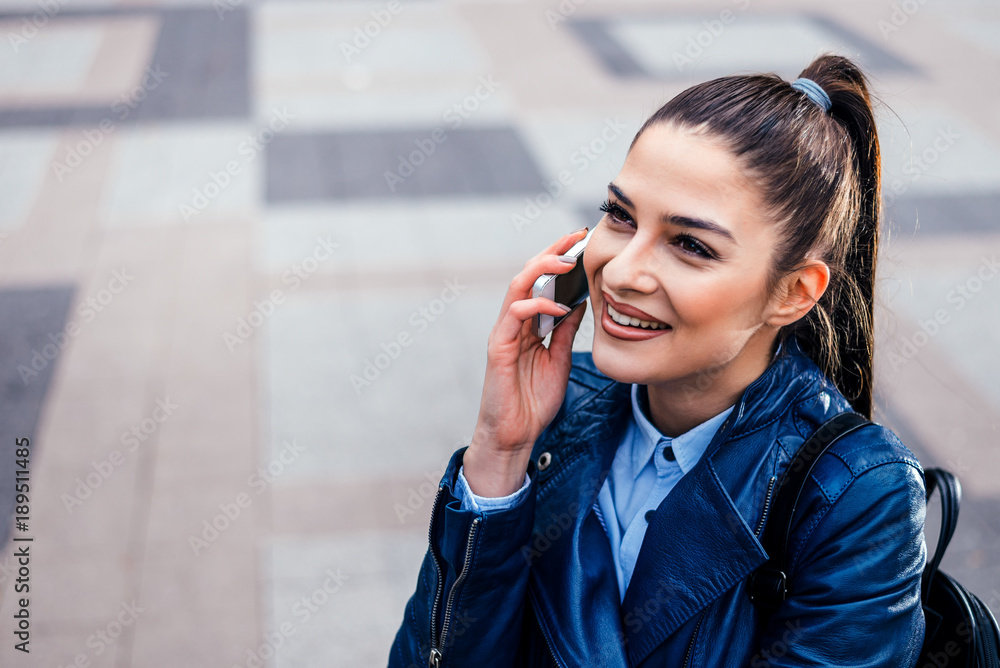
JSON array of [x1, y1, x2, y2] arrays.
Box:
[[790, 77, 831, 112]]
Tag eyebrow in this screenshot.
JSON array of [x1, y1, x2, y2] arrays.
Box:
[[608, 182, 738, 245]]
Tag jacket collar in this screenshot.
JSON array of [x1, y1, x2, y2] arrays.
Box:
[[531, 335, 834, 665], [619, 336, 836, 663]]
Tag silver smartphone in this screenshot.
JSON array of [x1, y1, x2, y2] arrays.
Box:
[[531, 228, 594, 338]]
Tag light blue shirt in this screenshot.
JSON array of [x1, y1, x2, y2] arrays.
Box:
[[455, 385, 734, 602]]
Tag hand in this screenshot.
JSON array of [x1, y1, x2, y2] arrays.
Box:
[[463, 228, 590, 497]]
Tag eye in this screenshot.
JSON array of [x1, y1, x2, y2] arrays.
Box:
[[674, 234, 717, 260], [599, 199, 634, 228]]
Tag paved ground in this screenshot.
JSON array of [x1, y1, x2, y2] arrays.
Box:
[[0, 0, 998, 666]]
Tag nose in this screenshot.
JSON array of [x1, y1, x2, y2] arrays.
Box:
[[601, 234, 659, 295]]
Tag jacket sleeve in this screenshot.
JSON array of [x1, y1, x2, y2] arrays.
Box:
[[752, 459, 927, 667], [455, 464, 532, 513], [390, 446, 538, 668]]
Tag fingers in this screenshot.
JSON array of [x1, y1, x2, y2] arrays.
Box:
[[495, 297, 573, 344], [548, 299, 588, 358], [500, 228, 589, 315], [529, 226, 589, 263]]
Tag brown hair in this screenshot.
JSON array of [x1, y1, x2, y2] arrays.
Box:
[[631, 54, 881, 417]]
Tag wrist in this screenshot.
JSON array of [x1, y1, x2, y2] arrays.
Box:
[[462, 443, 532, 498]]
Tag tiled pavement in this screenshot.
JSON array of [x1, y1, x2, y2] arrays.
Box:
[[0, 0, 998, 666]]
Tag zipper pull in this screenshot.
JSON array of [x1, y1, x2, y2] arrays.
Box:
[[428, 648, 442, 667]]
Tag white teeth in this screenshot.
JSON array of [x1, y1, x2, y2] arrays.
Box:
[[607, 304, 667, 330]]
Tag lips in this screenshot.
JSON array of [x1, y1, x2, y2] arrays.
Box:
[[600, 292, 671, 341], [606, 303, 667, 330]]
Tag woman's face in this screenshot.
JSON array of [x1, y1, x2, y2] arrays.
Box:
[[583, 122, 785, 389]]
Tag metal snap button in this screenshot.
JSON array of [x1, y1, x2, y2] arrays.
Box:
[[537, 452, 552, 471]]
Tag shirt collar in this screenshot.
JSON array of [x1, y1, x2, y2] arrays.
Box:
[[628, 383, 734, 479], [624, 341, 781, 480]]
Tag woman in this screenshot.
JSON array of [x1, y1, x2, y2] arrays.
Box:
[[391, 54, 927, 667]]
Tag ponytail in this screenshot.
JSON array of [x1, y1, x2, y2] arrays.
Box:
[[787, 55, 881, 418], [633, 54, 882, 417]]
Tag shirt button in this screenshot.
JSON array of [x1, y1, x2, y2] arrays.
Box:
[[662, 445, 676, 462], [644, 510, 655, 522]]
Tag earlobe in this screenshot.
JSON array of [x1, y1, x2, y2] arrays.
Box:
[[766, 262, 830, 327]]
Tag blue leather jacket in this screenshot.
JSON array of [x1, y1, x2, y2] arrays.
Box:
[[390, 336, 927, 667]]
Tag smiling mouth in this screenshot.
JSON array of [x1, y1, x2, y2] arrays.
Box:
[[606, 303, 670, 330]]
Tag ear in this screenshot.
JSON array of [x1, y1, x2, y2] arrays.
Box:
[[765, 261, 830, 327]]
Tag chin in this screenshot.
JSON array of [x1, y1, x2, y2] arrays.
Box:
[[590, 334, 662, 385]]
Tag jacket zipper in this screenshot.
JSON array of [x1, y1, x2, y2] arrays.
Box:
[[754, 476, 778, 538], [427, 486, 445, 667], [428, 501, 481, 668], [528, 592, 566, 668], [682, 610, 707, 668]]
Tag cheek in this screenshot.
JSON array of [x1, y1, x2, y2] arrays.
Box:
[[671, 269, 768, 330]]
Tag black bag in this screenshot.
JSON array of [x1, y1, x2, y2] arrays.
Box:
[[748, 412, 1000, 667], [920, 469, 1000, 667]]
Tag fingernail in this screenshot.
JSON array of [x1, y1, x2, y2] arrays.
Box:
[[573, 226, 588, 234], [557, 255, 577, 263], [557, 303, 572, 313]]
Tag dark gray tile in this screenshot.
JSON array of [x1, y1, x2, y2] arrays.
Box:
[[266, 126, 548, 202], [0, 7, 250, 128], [0, 285, 76, 548], [131, 8, 250, 122], [807, 13, 919, 75], [569, 19, 647, 78], [570, 13, 921, 80], [888, 192, 1000, 236]]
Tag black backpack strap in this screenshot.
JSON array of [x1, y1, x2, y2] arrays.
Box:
[[749, 412, 872, 610], [921, 468, 960, 599]]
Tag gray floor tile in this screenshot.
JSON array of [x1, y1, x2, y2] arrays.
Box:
[[572, 13, 919, 80], [261, 287, 491, 482], [266, 126, 546, 202], [0, 7, 250, 128], [264, 531, 428, 668], [889, 191, 1000, 236], [0, 285, 76, 545]]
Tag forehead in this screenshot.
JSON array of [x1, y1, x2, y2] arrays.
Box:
[[617, 123, 770, 239]]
